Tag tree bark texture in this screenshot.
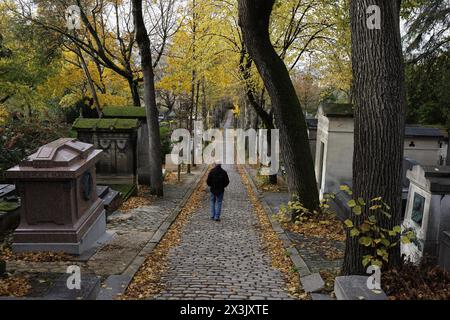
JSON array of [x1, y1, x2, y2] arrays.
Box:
[[132, 0, 164, 196], [238, 0, 319, 212], [128, 79, 141, 106], [343, 0, 406, 275]]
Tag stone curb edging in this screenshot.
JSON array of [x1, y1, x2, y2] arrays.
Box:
[[96, 165, 209, 300], [241, 165, 331, 300]]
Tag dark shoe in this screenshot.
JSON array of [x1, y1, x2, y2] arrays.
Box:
[[215, 218, 221, 222]]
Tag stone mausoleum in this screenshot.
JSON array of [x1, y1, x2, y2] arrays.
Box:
[[102, 107, 150, 185], [72, 117, 139, 197]]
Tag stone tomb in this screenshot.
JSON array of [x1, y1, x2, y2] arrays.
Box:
[[102, 107, 150, 185], [402, 165, 450, 263], [315, 103, 354, 198], [5, 138, 106, 255], [73, 118, 139, 187]]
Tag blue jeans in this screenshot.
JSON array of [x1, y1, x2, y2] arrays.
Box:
[[210, 192, 224, 219]]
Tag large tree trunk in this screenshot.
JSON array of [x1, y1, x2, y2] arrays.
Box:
[[238, 0, 319, 212], [128, 79, 141, 107], [342, 0, 406, 275], [132, 0, 164, 196]]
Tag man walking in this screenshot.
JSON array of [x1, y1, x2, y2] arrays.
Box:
[[206, 163, 230, 222]]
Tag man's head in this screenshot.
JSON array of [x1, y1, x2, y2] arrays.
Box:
[[214, 159, 222, 167]]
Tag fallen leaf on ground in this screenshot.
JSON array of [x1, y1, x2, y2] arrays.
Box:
[[0, 276, 31, 297]]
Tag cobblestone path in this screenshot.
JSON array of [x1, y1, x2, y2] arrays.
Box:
[[153, 165, 292, 300]]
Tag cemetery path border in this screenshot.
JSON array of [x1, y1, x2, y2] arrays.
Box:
[[96, 165, 209, 300], [241, 165, 332, 300]]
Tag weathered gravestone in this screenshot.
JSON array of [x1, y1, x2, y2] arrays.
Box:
[[402, 165, 450, 263], [101, 107, 150, 185], [5, 138, 106, 255], [72, 118, 139, 191]]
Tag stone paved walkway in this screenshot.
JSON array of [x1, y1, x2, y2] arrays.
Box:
[[153, 165, 292, 300]]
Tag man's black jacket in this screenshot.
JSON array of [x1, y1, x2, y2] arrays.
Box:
[[207, 165, 230, 196]]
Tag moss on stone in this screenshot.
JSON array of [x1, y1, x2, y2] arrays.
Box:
[[72, 118, 99, 129], [113, 119, 140, 130], [95, 119, 121, 129], [0, 200, 20, 212], [72, 118, 139, 131]]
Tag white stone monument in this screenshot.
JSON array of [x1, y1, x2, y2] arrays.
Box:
[[402, 165, 450, 263], [314, 103, 354, 198]]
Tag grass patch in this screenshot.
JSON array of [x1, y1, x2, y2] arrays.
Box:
[[110, 184, 137, 201], [0, 201, 20, 212]]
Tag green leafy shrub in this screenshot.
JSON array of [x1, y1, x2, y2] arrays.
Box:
[[275, 192, 336, 224], [340, 185, 416, 268], [0, 115, 70, 179], [276, 185, 416, 269], [274, 193, 346, 242]]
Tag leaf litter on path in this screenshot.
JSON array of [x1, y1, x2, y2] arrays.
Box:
[[121, 172, 208, 300], [237, 166, 307, 300]]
